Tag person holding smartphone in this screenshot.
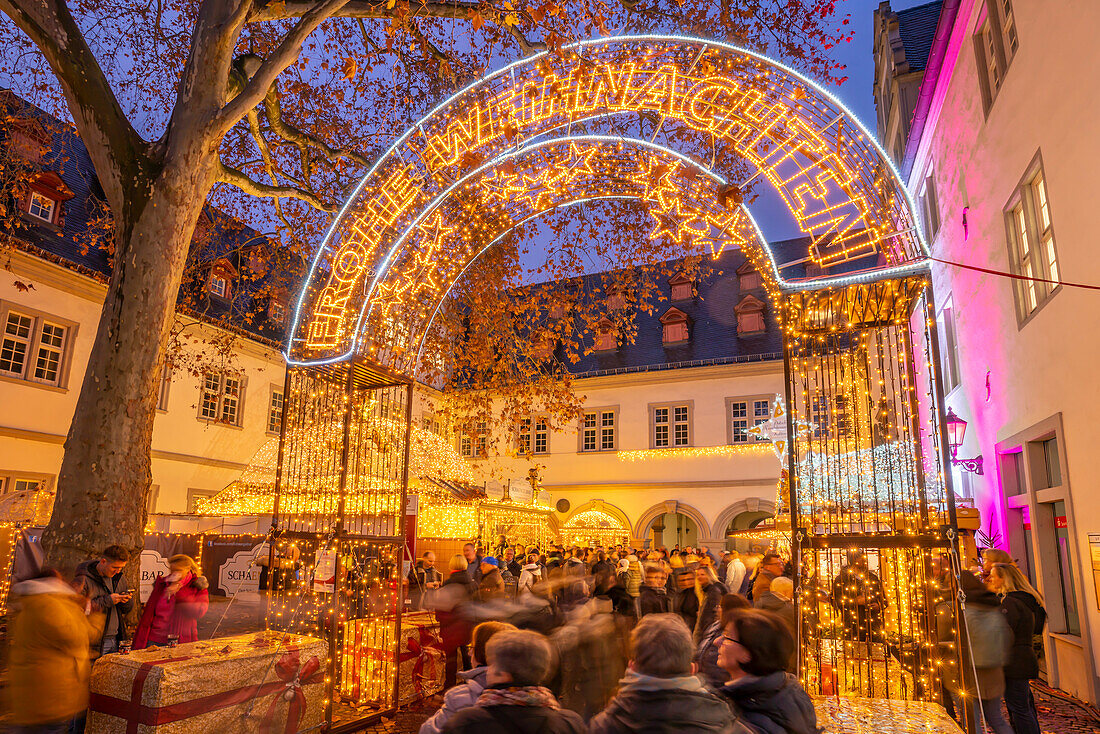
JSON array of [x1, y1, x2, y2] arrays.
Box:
[[75, 545, 135, 657]]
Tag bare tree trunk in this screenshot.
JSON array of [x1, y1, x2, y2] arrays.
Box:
[[43, 149, 218, 579]]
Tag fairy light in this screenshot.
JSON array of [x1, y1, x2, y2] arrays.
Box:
[[617, 443, 771, 462], [560, 509, 630, 548]]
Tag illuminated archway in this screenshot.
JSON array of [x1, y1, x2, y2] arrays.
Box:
[[288, 35, 928, 371], [561, 506, 631, 548]]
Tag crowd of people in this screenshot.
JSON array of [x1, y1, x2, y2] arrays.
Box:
[[7, 544, 209, 733], [409, 542, 813, 734]]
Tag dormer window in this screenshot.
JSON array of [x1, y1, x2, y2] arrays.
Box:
[[595, 319, 617, 352], [26, 191, 56, 223], [606, 292, 626, 311], [735, 294, 766, 335], [210, 275, 228, 298], [207, 258, 236, 301], [669, 274, 694, 301], [660, 307, 690, 345], [22, 172, 72, 227], [736, 261, 761, 291], [269, 301, 286, 324]]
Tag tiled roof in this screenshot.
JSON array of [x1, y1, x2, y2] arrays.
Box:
[[896, 1, 944, 72], [0, 93, 298, 348]]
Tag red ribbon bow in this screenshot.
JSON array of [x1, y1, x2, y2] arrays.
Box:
[[261, 649, 322, 734], [406, 625, 443, 696]]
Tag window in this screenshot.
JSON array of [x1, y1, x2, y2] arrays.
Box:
[[669, 275, 693, 301], [735, 295, 766, 335], [594, 320, 617, 352], [727, 396, 773, 444], [209, 275, 228, 298], [737, 261, 761, 291], [13, 478, 44, 492], [1006, 159, 1060, 320], [919, 171, 939, 240], [1051, 500, 1081, 635], [26, 191, 56, 223], [1039, 436, 1062, 489], [516, 416, 549, 455], [267, 388, 285, 434], [975, 1, 1017, 110], [580, 409, 616, 452], [199, 372, 244, 426], [753, 399, 771, 438], [940, 298, 961, 392], [0, 304, 74, 387], [730, 400, 749, 443], [269, 302, 286, 324], [157, 364, 172, 411], [459, 421, 487, 458], [660, 308, 690, 345], [653, 404, 690, 448]]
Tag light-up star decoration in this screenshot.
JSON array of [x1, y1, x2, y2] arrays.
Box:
[[742, 394, 814, 461]]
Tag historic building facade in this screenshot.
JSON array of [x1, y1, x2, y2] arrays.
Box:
[[876, 0, 1100, 704]]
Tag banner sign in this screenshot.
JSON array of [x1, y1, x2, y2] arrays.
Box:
[[140, 534, 201, 602], [202, 535, 268, 597]]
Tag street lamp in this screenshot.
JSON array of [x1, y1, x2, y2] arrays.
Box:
[[945, 407, 983, 475]]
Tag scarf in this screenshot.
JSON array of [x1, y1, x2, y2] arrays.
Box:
[[477, 685, 561, 709]]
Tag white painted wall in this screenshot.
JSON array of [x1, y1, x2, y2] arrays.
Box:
[[0, 250, 286, 515], [909, 0, 1100, 703]]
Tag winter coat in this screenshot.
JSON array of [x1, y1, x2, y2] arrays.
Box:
[[133, 573, 209, 649], [518, 563, 542, 596], [725, 559, 747, 597], [963, 589, 1010, 700], [751, 571, 776, 605], [478, 568, 506, 602], [625, 559, 643, 598], [8, 577, 104, 726], [75, 558, 134, 642], [636, 584, 675, 618], [435, 572, 476, 653], [441, 685, 586, 734], [694, 620, 728, 690], [694, 581, 728, 644], [419, 666, 489, 734], [719, 672, 821, 734], [589, 668, 745, 734], [755, 593, 796, 634], [674, 579, 699, 632], [1000, 590, 1046, 680], [505, 559, 523, 578], [409, 565, 444, 611]]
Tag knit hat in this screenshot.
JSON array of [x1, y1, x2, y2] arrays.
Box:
[[481, 556, 499, 567]]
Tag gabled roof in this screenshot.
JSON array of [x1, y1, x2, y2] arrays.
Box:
[[0, 92, 303, 348], [659, 306, 690, 324], [896, 1, 944, 73]]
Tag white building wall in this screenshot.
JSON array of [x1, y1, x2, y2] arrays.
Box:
[[467, 361, 786, 548], [0, 249, 286, 515], [909, 0, 1100, 703]]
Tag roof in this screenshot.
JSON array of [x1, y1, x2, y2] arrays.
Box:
[[895, 1, 944, 72], [0, 92, 301, 348]]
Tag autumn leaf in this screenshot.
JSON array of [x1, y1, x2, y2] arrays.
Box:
[[717, 184, 743, 208], [341, 56, 358, 81], [13, 280, 35, 292], [529, 4, 545, 22], [504, 12, 519, 26], [470, 10, 483, 30]]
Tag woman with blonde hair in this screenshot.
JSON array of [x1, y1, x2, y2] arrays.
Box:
[[436, 554, 477, 686], [133, 554, 209, 649], [693, 564, 727, 643], [988, 562, 1046, 734]]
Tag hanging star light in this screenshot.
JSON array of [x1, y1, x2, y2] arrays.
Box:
[[741, 394, 814, 460]]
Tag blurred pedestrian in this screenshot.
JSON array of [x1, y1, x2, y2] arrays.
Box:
[[8, 569, 103, 734], [133, 554, 209, 649], [695, 594, 750, 690], [693, 565, 728, 644], [478, 556, 506, 603], [441, 629, 585, 734], [754, 576, 796, 632], [463, 544, 484, 584], [830, 551, 886, 643], [420, 621, 516, 734], [590, 614, 738, 734], [724, 551, 746, 596], [750, 554, 784, 603], [673, 568, 699, 632], [74, 544, 133, 657], [518, 554, 542, 598], [716, 608, 819, 734], [637, 564, 674, 618], [959, 571, 1013, 734], [435, 554, 477, 686], [989, 563, 1046, 734]]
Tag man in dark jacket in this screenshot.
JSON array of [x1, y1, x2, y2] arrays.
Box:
[[591, 614, 742, 734], [463, 544, 484, 584], [502, 547, 522, 579], [409, 551, 443, 611], [478, 557, 506, 603], [75, 545, 134, 656], [717, 608, 820, 734], [442, 629, 584, 734], [636, 565, 674, 619]]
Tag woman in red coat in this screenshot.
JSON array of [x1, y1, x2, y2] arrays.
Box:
[[134, 554, 209, 649]]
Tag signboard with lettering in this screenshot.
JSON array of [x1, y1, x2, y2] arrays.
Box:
[[202, 535, 267, 597], [312, 547, 338, 594], [485, 480, 505, 501], [508, 480, 533, 504], [139, 534, 201, 602]]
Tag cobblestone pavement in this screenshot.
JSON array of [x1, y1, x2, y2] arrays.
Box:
[[358, 682, 1100, 734]]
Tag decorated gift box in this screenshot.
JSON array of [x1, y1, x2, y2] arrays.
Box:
[[87, 631, 327, 734], [813, 696, 964, 734], [338, 612, 443, 707]]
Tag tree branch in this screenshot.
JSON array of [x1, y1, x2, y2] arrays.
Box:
[[251, 0, 477, 21], [0, 0, 151, 217], [261, 85, 373, 168], [217, 0, 351, 133], [217, 160, 336, 211]]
